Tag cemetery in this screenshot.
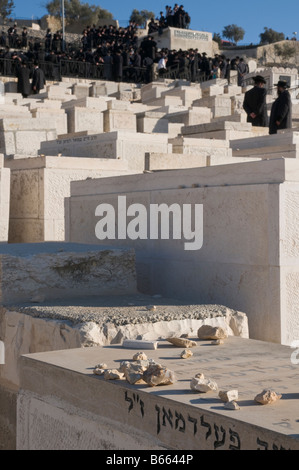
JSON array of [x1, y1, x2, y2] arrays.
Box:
[[0, 21, 299, 451]]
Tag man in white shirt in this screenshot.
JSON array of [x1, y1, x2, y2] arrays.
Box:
[[157, 54, 168, 76]]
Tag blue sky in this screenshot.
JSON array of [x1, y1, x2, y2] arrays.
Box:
[[11, 0, 299, 45]]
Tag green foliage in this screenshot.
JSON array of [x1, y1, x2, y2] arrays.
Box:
[[129, 9, 155, 27], [0, 0, 15, 19], [45, 0, 60, 16], [213, 32, 222, 45], [46, 0, 113, 25], [222, 24, 245, 44], [260, 27, 285, 44], [274, 43, 296, 61]]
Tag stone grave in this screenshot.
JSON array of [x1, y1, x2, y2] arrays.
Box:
[[0, 117, 57, 157], [5, 155, 130, 243], [180, 120, 269, 141], [0, 153, 10, 242], [66, 158, 299, 346], [0, 68, 299, 452], [160, 85, 201, 107], [16, 336, 299, 450], [0, 81, 4, 105], [0, 242, 248, 450], [169, 135, 233, 158], [39, 131, 170, 173], [145, 151, 259, 171], [30, 107, 68, 135], [231, 129, 299, 159], [193, 95, 232, 118]]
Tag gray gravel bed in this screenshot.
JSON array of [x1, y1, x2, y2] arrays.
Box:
[[6, 294, 235, 327]]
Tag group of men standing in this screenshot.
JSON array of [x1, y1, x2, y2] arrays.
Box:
[[243, 75, 292, 135], [16, 61, 46, 98], [162, 5, 191, 29]]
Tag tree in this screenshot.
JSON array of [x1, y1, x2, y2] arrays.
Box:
[[45, 0, 113, 25], [213, 33, 222, 45], [222, 24, 245, 44], [274, 43, 296, 62], [129, 9, 155, 27], [0, 0, 15, 20], [260, 27, 285, 44]]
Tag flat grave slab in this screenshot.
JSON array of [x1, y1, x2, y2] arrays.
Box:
[[17, 336, 299, 450]]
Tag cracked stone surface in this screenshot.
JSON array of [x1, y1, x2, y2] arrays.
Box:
[[0, 243, 137, 304]]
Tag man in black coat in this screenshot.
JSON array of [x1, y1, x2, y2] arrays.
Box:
[[31, 61, 46, 94], [112, 50, 123, 82], [16, 61, 31, 98], [243, 75, 268, 127], [269, 80, 292, 135]]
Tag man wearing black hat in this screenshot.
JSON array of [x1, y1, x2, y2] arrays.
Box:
[[31, 61, 46, 94], [243, 75, 268, 127], [269, 80, 292, 135], [16, 61, 31, 98]]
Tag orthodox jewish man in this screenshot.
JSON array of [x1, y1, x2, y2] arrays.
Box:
[[243, 75, 267, 127]]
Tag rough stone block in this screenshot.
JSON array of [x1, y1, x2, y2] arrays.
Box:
[[67, 107, 104, 134], [141, 82, 168, 104], [0, 158, 10, 242], [0, 80, 4, 104], [103, 109, 136, 132], [91, 81, 119, 97], [30, 109, 68, 135], [147, 95, 183, 107], [170, 136, 230, 156], [165, 108, 212, 126], [40, 131, 170, 172], [182, 120, 252, 136], [161, 86, 201, 106], [0, 243, 137, 304], [6, 155, 130, 243], [72, 83, 92, 99], [137, 116, 168, 134], [62, 96, 113, 112], [201, 85, 224, 97], [15, 131, 48, 156], [201, 78, 228, 89], [193, 96, 232, 118]]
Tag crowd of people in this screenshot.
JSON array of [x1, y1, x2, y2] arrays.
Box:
[[0, 20, 252, 87], [156, 50, 249, 84], [0, 24, 29, 49], [0, 20, 291, 136], [148, 4, 191, 34]]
